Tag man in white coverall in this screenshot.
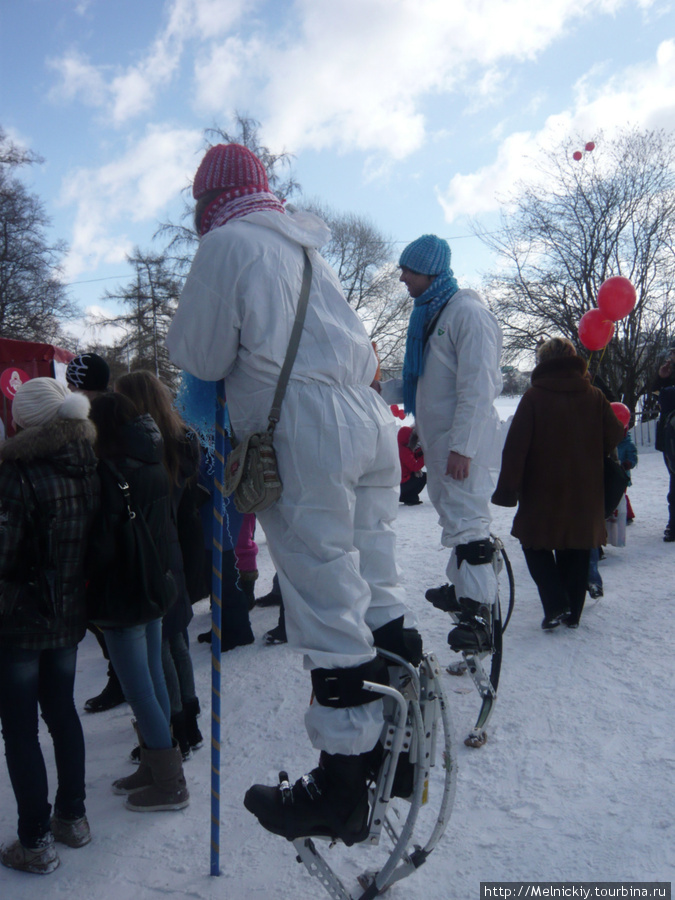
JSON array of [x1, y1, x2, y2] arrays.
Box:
[[166, 143, 420, 846], [380, 234, 503, 653]]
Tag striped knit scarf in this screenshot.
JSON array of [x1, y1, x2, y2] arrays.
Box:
[[200, 190, 285, 236], [402, 270, 460, 415]]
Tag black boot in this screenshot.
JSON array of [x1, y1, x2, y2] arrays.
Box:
[[84, 667, 126, 713], [371, 616, 423, 665], [183, 698, 203, 751], [238, 570, 258, 610], [264, 604, 287, 645], [221, 550, 255, 650], [171, 710, 192, 761], [425, 583, 462, 614], [244, 751, 370, 845], [447, 598, 492, 652], [256, 572, 283, 607]]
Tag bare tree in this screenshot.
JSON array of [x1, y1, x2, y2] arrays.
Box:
[[156, 114, 300, 274], [95, 249, 182, 386], [156, 118, 411, 369], [302, 201, 411, 369], [477, 128, 675, 410], [0, 127, 77, 343]]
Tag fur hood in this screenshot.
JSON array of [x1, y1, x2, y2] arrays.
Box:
[[1, 417, 97, 464]]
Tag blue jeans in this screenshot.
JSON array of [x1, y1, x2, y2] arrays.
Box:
[[588, 548, 603, 589], [0, 645, 85, 847], [162, 632, 197, 716], [103, 619, 172, 749]]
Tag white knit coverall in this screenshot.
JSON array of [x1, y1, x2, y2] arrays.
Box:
[[166, 209, 410, 755], [382, 288, 503, 607]]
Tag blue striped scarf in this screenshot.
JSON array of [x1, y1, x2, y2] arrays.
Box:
[[402, 271, 459, 415]]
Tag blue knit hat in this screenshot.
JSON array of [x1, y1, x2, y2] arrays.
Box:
[[399, 234, 450, 275]]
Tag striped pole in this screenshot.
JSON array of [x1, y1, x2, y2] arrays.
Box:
[[210, 380, 226, 876]]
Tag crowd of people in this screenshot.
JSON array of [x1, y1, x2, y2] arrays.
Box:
[[0, 141, 664, 876]]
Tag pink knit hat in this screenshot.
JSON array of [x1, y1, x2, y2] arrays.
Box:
[[192, 144, 269, 200]]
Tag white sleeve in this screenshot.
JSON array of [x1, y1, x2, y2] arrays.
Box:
[[166, 235, 242, 382], [449, 305, 502, 459]]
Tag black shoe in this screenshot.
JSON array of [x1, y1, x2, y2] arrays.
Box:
[[587, 582, 603, 599], [183, 698, 203, 750], [244, 752, 370, 846], [448, 620, 491, 652], [222, 628, 255, 652], [197, 630, 212, 644], [263, 623, 287, 645], [541, 613, 565, 631], [664, 526, 675, 542], [256, 590, 282, 608], [425, 583, 462, 614], [84, 673, 126, 713], [446, 598, 492, 652]]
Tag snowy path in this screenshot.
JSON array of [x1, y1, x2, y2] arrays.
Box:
[[0, 434, 673, 899]]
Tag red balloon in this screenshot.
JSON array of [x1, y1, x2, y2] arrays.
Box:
[[610, 402, 631, 429], [585, 141, 595, 152], [578, 309, 615, 351], [573, 151, 583, 161], [390, 404, 406, 420], [597, 276, 637, 321]]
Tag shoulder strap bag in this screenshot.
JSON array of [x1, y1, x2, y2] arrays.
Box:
[[86, 460, 176, 627], [224, 248, 313, 514]]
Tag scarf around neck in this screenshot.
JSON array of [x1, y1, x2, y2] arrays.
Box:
[[200, 190, 286, 236], [402, 270, 460, 415]]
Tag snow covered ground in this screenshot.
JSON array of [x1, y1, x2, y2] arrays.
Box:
[[1, 398, 673, 899]]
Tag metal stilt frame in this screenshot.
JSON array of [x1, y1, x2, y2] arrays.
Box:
[[292, 650, 457, 900], [445, 534, 515, 747]]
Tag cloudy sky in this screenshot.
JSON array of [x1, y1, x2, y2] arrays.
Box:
[[2, 0, 674, 338]]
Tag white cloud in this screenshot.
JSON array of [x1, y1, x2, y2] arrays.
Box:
[[59, 126, 202, 279], [62, 305, 129, 347], [49, 0, 658, 151], [437, 38, 675, 222], [251, 0, 643, 155], [193, 36, 264, 114], [49, 0, 251, 124], [48, 50, 109, 107]]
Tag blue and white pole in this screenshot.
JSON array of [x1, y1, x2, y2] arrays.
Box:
[[210, 379, 226, 876]]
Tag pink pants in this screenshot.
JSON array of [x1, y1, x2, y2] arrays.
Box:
[[234, 514, 258, 573]]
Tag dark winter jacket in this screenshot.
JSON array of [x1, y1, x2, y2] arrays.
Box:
[[87, 414, 173, 625], [162, 429, 201, 636], [0, 417, 100, 650], [492, 356, 625, 550], [175, 438, 208, 605]]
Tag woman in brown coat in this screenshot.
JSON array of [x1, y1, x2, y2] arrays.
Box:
[[492, 338, 624, 630]]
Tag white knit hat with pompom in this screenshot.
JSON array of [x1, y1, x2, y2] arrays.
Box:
[[12, 377, 90, 429]]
